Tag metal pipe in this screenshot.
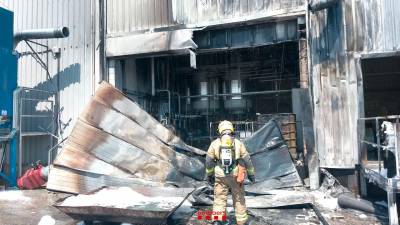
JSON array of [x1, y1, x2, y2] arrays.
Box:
[[180, 89, 291, 99], [338, 194, 385, 216], [156, 90, 171, 125], [172, 92, 181, 116], [99, 0, 107, 81], [151, 58, 155, 96], [395, 121, 400, 177], [359, 115, 400, 121], [14, 27, 69, 43], [376, 118, 381, 172]]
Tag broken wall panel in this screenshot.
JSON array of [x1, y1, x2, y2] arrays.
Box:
[[78, 98, 205, 180], [244, 120, 303, 192]]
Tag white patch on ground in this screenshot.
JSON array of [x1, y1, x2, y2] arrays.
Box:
[[0, 190, 31, 202], [359, 214, 367, 219], [61, 187, 184, 210], [311, 191, 338, 210], [37, 215, 55, 225]]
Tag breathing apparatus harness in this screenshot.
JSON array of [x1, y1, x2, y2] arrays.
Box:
[[218, 135, 237, 174]]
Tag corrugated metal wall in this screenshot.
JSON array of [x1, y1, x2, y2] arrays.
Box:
[[106, 0, 305, 36], [2, 0, 99, 166], [107, 0, 175, 36], [351, 0, 400, 52], [309, 0, 400, 168], [173, 0, 305, 26]]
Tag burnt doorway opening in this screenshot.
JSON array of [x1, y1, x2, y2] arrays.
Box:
[[361, 55, 400, 175], [362, 55, 400, 117], [359, 55, 400, 221]]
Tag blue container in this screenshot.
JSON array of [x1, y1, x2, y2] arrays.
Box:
[[0, 7, 18, 186], [0, 7, 17, 124]]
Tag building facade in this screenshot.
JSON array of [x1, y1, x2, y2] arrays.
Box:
[[2, 0, 400, 189]]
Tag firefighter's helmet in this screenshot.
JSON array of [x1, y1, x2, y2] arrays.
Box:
[[218, 120, 234, 135]]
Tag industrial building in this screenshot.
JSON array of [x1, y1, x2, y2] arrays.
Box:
[[1, 0, 400, 224]]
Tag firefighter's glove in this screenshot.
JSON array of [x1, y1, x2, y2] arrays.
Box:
[[248, 174, 256, 183], [207, 175, 215, 185]]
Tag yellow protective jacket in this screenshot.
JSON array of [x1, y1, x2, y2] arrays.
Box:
[[205, 138, 255, 178]]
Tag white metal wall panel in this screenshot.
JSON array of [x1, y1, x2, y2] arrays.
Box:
[[2, 0, 98, 165], [106, 0, 176, 36], [174, 0, 305, 26], [106, 0, 305, 36]]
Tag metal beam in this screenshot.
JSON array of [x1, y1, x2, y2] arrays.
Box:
[[180, 90, 292, 99]]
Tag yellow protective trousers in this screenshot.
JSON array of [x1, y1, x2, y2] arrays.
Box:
[[213, 175, 248, 225]]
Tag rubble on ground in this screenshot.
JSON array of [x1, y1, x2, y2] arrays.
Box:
[[43, 83, 388, 224]]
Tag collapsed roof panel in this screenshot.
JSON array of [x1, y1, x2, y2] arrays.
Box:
[[78, 98, 205, 181], [48, 82, 302, 194], [93, 82, 205, 156], [53, 145, 134, 178], [47, 166, 163, 194]]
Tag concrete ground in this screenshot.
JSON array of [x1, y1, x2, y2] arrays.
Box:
[[171, 204, 386, 225], [0, 189, 76, 225], [0, 189, 388, 225]]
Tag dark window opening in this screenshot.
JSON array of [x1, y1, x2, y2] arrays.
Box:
[[121, 42, 300, 149], [362, 55, 400, 117]]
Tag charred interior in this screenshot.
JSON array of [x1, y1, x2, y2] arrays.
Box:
[[114, 42, 300, 150], [362, 55, 400, 117], [360, 55, 400, 177]]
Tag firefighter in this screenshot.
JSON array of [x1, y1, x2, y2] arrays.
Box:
[[206, 120, 255, 225]]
